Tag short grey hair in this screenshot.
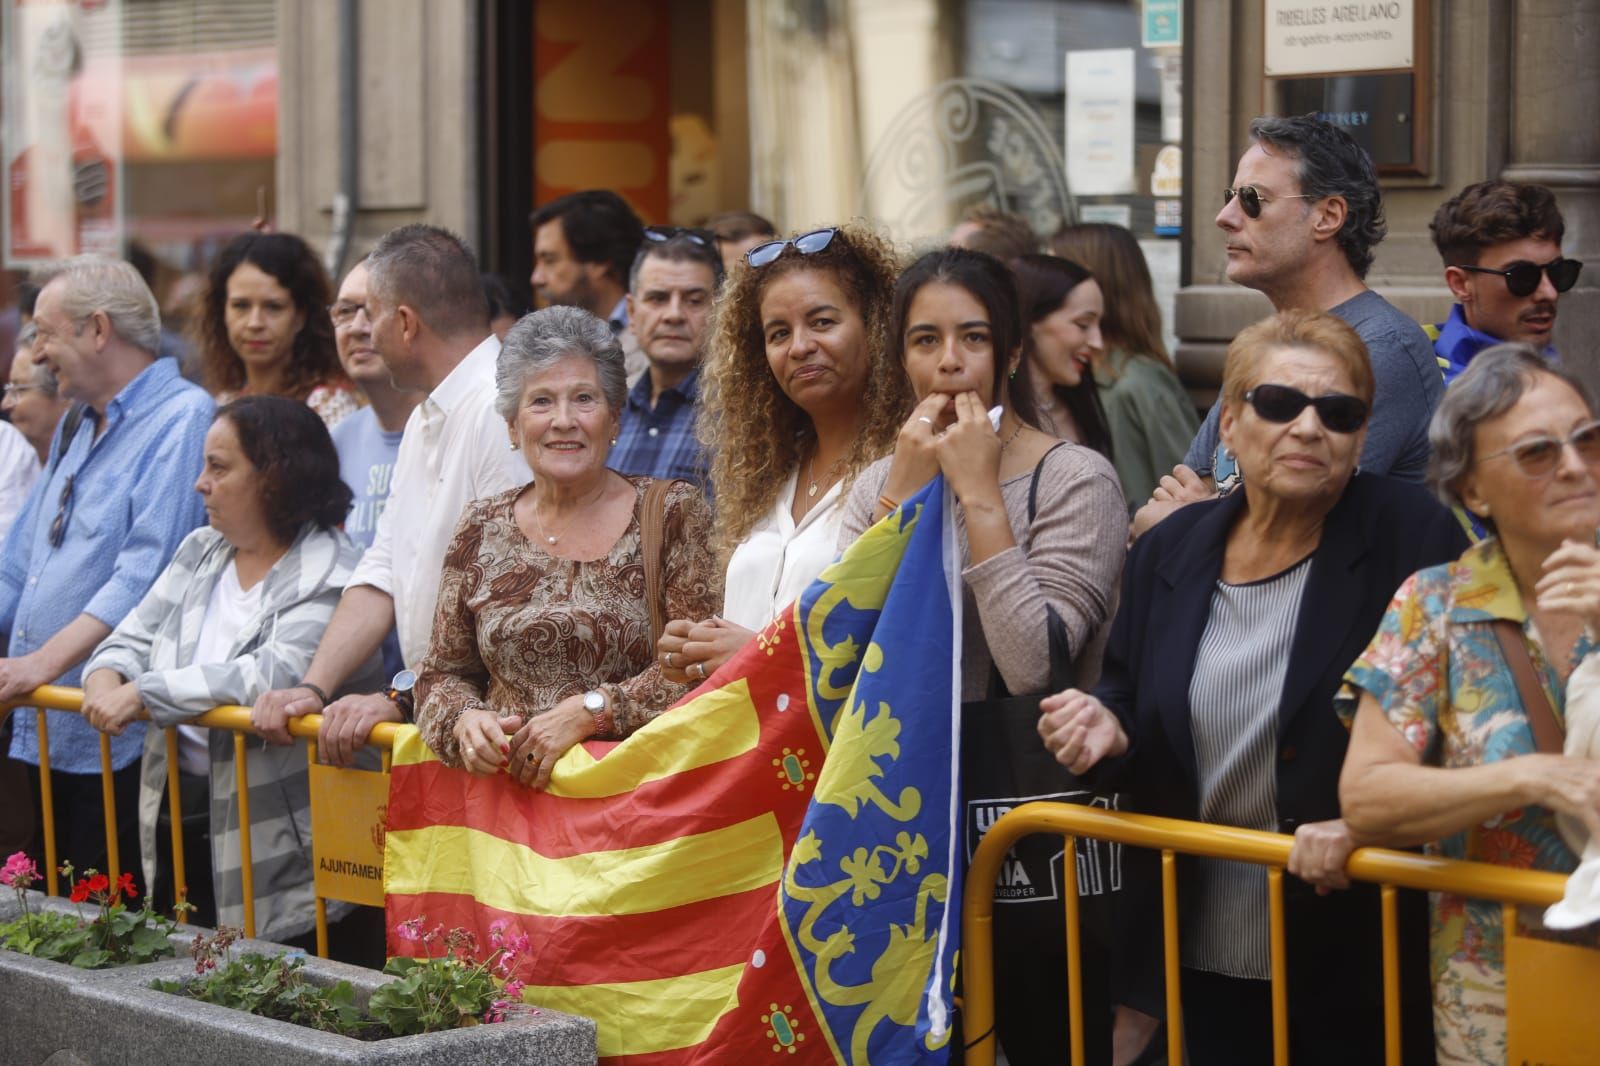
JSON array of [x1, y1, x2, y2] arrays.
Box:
[[14, 323, 59, 394], [494, 306, 627, 422], [41, 255, 161, 356], [1427, 343, 1597, 513]]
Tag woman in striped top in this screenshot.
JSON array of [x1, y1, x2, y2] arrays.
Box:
[[1038, 310, 1466, 1065]]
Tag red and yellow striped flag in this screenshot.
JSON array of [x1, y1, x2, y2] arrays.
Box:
[[384, 618, 830, 1061]]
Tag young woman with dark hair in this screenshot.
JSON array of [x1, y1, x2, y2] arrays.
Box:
[[1010, 253, 1116, 460], [195, 233, 359, 427]]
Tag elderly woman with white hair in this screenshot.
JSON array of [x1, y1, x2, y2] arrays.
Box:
[[1340, 343, 1600, 1065], [414, 306, 720, 787]]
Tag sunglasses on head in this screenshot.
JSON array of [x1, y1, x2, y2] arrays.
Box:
[[1457, 257, 1583, 299], [1244, 383, 1369, 434], [643, 225, 717, 250], [1479, 419, 1600, 478], [1223, 185, 1317, 219], [745, 228, 839, 268]]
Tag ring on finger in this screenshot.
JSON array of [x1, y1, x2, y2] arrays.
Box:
[[665, 651, 676, 668], [692, 662, 706, 680], [917, 416, 934, 425]]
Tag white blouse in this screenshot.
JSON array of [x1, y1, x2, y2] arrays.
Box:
[[721, 468, 845, 631]]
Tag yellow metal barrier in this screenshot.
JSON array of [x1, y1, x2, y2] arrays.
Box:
[[961, 800, 1570, 1066], [4, 685, 402, 952]]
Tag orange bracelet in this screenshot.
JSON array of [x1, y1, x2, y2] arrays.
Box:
[[877, 494, 900, 514]]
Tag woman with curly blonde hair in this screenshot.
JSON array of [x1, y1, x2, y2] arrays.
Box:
[[656, 222, 911, 683]]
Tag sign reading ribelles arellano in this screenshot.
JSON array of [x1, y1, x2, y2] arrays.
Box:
[[1263, 1, 1415, 77]]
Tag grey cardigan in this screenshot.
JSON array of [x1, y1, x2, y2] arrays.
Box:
[[86, 524, 386, 941]]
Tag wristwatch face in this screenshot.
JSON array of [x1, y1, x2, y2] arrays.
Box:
[[391, 669, 417, 694], [583, 690, 605, 712]]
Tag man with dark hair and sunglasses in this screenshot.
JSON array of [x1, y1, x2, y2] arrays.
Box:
[[0, 255, 212, 881], [1135, 114, 1442, 536], [1427, 180, 1581, 383], [607, 228, 723, 492], [529, 189, 647, 381]]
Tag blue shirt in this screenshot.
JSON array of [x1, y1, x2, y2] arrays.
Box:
[[1, 358, 212, 773], [607, 367, 709, 491], [1432, 303, 1557, 384], [329, 405, 406, 677]]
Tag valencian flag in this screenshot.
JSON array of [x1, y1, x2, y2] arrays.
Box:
[[384, 477, 963, 1063]]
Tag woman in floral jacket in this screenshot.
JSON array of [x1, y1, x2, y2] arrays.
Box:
[[82, 396, 384, 943], [1341, 345, 1600, 1064]]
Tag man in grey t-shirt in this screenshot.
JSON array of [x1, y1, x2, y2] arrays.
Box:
[[1136, 116, 1441, 532]]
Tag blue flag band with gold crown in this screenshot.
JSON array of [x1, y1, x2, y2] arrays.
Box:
[[384, 477, 963, 1063]]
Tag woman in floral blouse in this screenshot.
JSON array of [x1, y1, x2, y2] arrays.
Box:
[[415, 306, 720, 787], [1341, 344, 1600, 1064]]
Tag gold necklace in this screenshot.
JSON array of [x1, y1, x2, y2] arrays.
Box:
[[805, 452, 846, 499], [1000, 418, 1025, 451], [532, 484, 607, 545]]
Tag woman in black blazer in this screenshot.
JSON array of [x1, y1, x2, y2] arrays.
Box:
[[1040, 309, 1465, 1065]]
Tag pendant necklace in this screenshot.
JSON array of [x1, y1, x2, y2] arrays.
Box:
[[805, 452, 846, 499], [1000, 418, 1025, 451], [532, 485, 603, 546]]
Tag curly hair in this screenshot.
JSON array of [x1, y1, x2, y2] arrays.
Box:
[[699, 221, 910, 559], [195, 233, 348, 400], [1250, 115, 1386, 280], [1429, 181, 1565, 267], [216, 395, 353, 545]]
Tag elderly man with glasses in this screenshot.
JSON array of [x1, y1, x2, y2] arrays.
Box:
[[0, 256, 212, 884], [1134, 114, 1443, 535]]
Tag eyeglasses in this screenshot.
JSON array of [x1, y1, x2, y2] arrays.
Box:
[[327, 301, 367, 329], [1223, 185, 1317, 219], [48, 474, 76, 549], [643, 225, 717, 250], [745, 228, 839, 268], [2, 383, 46, 399], [1479, 419, 1600, 478], [1244, 383, 1369, 434], [1457, 257, 1583, 299]]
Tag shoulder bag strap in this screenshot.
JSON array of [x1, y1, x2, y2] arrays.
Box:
[[1491, 618, 1566, 755], [640, 478, 675, 650], [984, 442, 1075, 699]]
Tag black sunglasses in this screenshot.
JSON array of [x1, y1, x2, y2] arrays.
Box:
[[643, 225, 717, 250], [1479, 419, 1600, 478], [745, 228, 838, 268], [1244, 384, 1368, 434], [1457, 257, 1582, 299], [48, 474, 76, 549], [1223, 185, 1316, 219]]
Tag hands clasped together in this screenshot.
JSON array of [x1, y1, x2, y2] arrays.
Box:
[[451, 693, 595, 791], [881, 392, 1005, 508]]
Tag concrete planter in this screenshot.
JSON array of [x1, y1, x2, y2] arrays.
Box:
[[0, 891, 597, 1065]]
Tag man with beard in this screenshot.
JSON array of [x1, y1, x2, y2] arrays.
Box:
[[1428, 180, 1581, 381], [529, 190, 646, 380]]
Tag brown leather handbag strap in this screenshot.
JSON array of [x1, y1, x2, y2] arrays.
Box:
[[1492, 618, 1566, 755], [640, 478, 674, 649]]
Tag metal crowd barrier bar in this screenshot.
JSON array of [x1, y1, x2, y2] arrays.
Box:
[[4, 685, 402, 947], [961, 801, 1570, 1066]]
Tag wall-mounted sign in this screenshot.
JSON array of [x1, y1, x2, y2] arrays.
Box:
[[1142, 0, 1182, 48], [1277, 74, 1416, 168], [1263, 1, 1415, 77], [1065, 49, 1136, 197]]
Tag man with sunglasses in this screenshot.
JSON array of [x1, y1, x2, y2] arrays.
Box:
[[1428, 180, 1581, 383], [608, 228, 722, 492], [529, 189, 647, 382], [0, 256, 212, 882], [1138, 115, 1442, 535]]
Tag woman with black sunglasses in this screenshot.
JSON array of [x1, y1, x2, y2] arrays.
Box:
[[655, 223, 912, 683], [1039, 309, 1464, 1065], [1339, 344, 1600, 1065]]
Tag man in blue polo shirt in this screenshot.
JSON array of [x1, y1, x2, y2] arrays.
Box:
[[0, 256, 211, 879], [607, 228, 722, 493], [1428, 180, 1581, 381]]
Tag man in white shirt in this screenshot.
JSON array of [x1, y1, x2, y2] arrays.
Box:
[[251, 224, 527, 764]]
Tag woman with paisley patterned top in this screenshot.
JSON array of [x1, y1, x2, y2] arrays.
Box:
[[413, 306, 720, 788]]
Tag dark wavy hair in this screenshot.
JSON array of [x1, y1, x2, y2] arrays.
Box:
[[1010, 254, 1114, 459], [1430, 181, 1566, 267], [1250, 114, 1386, 280], [529, 190, 644, 287], [216, 395, 352, 545], [196, 232, 347, 400], [891, 247, 1023, 410]]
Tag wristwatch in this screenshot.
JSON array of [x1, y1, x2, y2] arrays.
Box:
[[387, 669, 417, 720], [583, 689, 608, 738]]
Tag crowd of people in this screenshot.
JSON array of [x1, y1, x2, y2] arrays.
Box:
[[0, 112, 1592, 1064]]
